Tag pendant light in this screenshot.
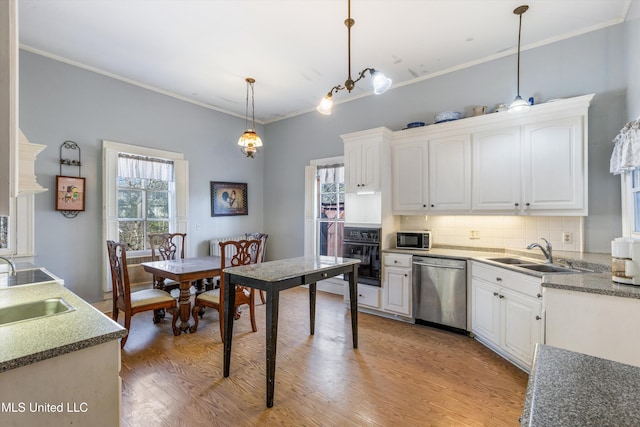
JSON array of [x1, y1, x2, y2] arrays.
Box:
[[317, 0, 392, 115], [508, 5, 531, 113], [238, 77, 263, 158]]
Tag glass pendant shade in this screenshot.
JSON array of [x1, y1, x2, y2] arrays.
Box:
[[238, 77, 263, 158], [508, 95, 531, 113], [317, 95, 334, 115], [371, 71, 392, 95]]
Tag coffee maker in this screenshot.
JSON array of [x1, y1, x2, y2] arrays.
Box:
[[611, 237, 640, 285]]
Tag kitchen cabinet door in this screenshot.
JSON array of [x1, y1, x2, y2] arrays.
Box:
[[471, 277, 501, 347], [428, 134, 471, 211], [383, 266, 411, 316], [522, 116, 585, 213], [392, 140, 428, 212], [472, 127, 521, 212], [345, 139, 381, 193], [501, 287, 543, 367]]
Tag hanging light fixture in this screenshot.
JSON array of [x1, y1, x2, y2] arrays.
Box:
[[238, 77, 263, 158], [508, 5, 531, 113], [317, 0, 392, 115]]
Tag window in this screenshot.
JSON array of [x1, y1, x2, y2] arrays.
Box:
[[103, 140, 189, 292], [304, 157, 345, 260], [622, 168, 640, 237], [116, 154, 174, 251], [317, 164, 345, 257]]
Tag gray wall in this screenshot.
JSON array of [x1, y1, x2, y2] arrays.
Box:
[[627, 3, 640, 120], [20, 21, 634, 302], [20, 51, 265, 302], [264, 24, 628, 259]]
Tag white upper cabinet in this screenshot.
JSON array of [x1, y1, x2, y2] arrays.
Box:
[[343, 128, 392, 193], [392, 138, 428, 212], [392, 94, 593, 216], [428, 134, 471, 211], [472, 127, 521, 212], [523, 116, 584, 213]]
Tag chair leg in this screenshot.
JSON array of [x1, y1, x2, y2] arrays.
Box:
[[259, 290, 266, 304], [189, 304, 201, 333], [249, 297, 257, 332], [121, 313, 131, 348]]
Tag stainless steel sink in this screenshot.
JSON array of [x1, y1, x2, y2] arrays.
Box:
[[0, 298, 75, 326], [0, 268, 57, 288], [517, 263, 577, 273], [487, 257, 527, 265]]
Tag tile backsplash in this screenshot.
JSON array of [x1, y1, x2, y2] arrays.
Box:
[[399, 215, 583, 252], [0, 216, 7, 249]]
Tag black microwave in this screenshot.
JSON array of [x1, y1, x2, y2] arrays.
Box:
[[396, 231, 432, 250]]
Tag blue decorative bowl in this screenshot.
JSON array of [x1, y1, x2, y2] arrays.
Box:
[[407, 122, 426, 128], [434, 111, 463, 123]]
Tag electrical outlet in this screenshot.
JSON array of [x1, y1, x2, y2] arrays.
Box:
[[563, 232, 573, 244], [470, 230, 480, 239]]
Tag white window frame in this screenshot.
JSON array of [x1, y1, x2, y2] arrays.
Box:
[[102, 140, 189, 292], [304, 156, 345, 295]]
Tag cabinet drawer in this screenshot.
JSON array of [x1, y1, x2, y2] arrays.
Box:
[[471, 261, 541, 298], [384, 253, 412, 268], [356, 284, 381, 308]]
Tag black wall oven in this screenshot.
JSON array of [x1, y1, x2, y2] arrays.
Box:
[[342, 226, 381, 286]]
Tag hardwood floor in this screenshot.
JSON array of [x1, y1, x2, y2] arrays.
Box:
[[117, 287, 527, 426]]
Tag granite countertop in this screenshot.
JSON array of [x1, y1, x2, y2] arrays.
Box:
[[521, 344, 640, 426], [0, 281, 126, 372], [224, 256, 360, 282]]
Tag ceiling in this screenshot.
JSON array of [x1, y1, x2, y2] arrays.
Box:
[[18, 0, 634, 124]]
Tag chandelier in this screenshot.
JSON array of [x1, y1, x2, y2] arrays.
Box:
[[317, 0, 392, 115], [238, 77, 263, 158], [508, 5, 531, 113]]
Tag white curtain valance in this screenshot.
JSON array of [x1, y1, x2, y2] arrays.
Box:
[[317, 164, 344, 184], [118, 153, 174, 182], [610, 118, 640, 175]]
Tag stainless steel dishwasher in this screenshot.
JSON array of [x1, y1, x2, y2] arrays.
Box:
[[412, 256, 467, 334]]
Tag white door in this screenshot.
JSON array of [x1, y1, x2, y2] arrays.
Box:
[[471, 278, 501, 346], [384, 267, 411, 315], [472, 127, 521, 212], [428, 134, 471, 211], [522, 117, 584, 212], [392, 140, 428, 212], [501, 288, 542, 366]]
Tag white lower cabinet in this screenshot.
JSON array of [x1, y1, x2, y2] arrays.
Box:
[[471, 261, 543, 371], [344, 282, 381, 309], [383, 253, 412, 316]]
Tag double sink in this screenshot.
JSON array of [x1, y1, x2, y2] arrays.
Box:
[[486, 257, 591, 274]]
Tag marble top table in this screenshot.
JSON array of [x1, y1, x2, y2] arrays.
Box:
[[222, 256, 361, 408], [521, 344, 640, 426], [141, 256, 223, 333]]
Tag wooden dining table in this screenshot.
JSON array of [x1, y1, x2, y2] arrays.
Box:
[[222, 256, 361, 407], [140, 256, 223, 334]]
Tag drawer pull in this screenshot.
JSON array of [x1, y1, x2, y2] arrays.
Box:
[[499, 294, 505, 299], [496, 277, 502, 282], [493, 292, 499, 297], [321, 273, 328, 278], [537, 293, 542, 298], [535, 316, 542, 320]]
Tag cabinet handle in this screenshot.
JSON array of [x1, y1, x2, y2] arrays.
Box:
[[430, 204, 435, 208], [499, 294, 505, 299], [423, 204, 427, 208], [358, 294, 364, 298], [493, 292, 499, 297], [535, 316, 542, 320], [496, 277, 502, 282], [526, 202, 530, 207], [394, 260, 398, 263], [515, 203, 519, 207], [321, 273, 328, 278], [537, 293, 542, 298], [404, 274, 408, 277]]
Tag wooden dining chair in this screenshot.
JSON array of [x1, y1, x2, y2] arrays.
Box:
[[245, 232, 268, 304], [189, 239, 261, 341], [107, 240, 179, 348], [148, 232, 186, 293]]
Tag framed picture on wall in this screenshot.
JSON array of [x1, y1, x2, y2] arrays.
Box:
[[55, 175, 86, 212], [210, 181, 248, 216]]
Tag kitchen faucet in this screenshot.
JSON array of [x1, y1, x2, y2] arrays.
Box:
[[0, 256, 16, 276], [526, 238, 553, 264]]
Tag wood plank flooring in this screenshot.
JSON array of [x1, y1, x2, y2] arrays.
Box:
[[117, 287, 527, 426]]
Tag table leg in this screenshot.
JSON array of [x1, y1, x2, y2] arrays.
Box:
[[177, 279, 192, 334], [348, 267, 358, 349], [265, 289, 280, 408], [309, 282, 316, 335], [223, 272, 236, 378]]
